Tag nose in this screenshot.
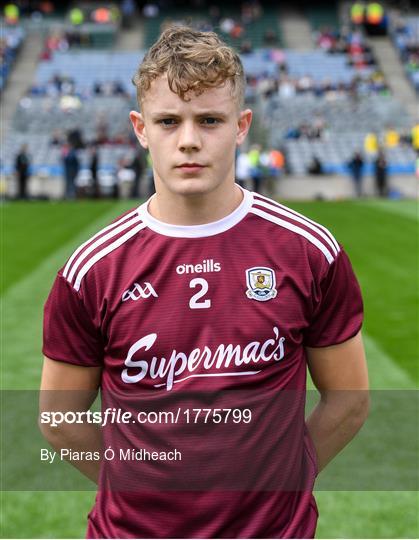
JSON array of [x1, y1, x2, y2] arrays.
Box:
[[177, 121, 202, 152]]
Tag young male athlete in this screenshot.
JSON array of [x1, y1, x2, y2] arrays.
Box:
[[41, 26, 369, 538]]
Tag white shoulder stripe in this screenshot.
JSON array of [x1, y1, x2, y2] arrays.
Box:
[[250, 207, 335, 264], [73, 222, 147, 291], [63, 209, 139, 278], [67, 215, 142, 283], [253, 193, 340, 253], [253, 198, 339, 256]]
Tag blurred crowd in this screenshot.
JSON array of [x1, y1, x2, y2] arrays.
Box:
[[48, 116, 135, 149], [235, 145, 286, 194], [247, 70, 389, 103], [155, 0, 280, 53], [27, 73, 130, 99], [390, 13, 419, 92], [315, 26, 376, 67], [12, 141, 288, 201], [0, 26, 25, 92], [283, 114, 327, 140], [12, 141, 146, 201], [4, 0, 417, 203], [15, 126, 419, 201]]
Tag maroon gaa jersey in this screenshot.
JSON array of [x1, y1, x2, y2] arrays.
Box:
[[43, 187, 363, 539]]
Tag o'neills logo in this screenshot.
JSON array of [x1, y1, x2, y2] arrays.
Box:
[[176, 259, 221, 275], [121, 327, 286, 391]]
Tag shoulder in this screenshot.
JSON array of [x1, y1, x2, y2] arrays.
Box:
[[247, 191, 341, 266], [60, 206, 146, 292]]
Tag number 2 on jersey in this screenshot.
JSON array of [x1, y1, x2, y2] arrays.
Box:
[[189, 278, 211, 309]]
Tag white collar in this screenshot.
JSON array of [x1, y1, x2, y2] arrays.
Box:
[[137, 186, 253, 238]]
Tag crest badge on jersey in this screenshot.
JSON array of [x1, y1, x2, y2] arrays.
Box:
[[245, 267, 277, 302]]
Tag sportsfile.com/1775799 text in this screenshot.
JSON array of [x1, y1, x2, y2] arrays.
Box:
[[39, 407, 253, 427]]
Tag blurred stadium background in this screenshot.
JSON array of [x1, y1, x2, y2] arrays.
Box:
[[1, 0, 418, 538]]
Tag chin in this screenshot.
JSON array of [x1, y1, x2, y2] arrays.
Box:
[[171, 178, 217, 197]]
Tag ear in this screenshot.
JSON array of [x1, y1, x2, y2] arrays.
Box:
[[236, 109, 253, 146], [129, 110, 148, 149]]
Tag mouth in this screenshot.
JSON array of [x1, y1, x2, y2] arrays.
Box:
[[176, 164, 207, 173]]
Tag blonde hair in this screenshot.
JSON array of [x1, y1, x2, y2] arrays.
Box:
[[132, 25, 245, 111]]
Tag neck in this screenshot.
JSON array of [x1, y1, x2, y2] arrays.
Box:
[[148, 183, 243, 226]]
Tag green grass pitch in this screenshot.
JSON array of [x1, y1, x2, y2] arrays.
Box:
[[1, 198, 418, 538]]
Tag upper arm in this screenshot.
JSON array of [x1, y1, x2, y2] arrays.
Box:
[[306, 331, 369, 391], [40, 356, 102, 414], [41, 356, 102, 391]]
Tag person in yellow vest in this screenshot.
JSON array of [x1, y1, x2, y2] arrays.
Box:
[[384, 127, 399, 148], [366, 2, 384, 25], [411, 123, 419, 152], [69, 7, 84, 26], [364, 132, 378, 155], [365, 2, 387, 36], [350, 2, 365, 25], [4, 3, 19, 25]]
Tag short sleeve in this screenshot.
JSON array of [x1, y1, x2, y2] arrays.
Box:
[[43, 273, 103, 366], [303, 249, 363, 348]]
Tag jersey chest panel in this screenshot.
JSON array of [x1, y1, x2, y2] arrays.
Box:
[[99, 227, 311, 392]]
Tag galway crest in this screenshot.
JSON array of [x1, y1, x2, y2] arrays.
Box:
[[245, 267, 277, 302]]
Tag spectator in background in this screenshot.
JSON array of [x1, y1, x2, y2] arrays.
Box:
[[411, 123, 419, 152], [116, 157, 135, 199], [14, 144, 31, 199], [69, 7, 84, 26], [49, 129, 65, 146], [265, 147, 285, 196], [263, 28, 278, 46], [374, 149, 388, 197], [384, 126, 399, 148], [95, 112, 109, 145], [239, 40, 253, 54], [317, 26, 337, 52], [248, 144, 263, 193], [268, 147, 285, 178], [208, 5, 221, 27], [348, 150, 364, 197], [145, 151, 154, 197], [4, 3, 20, 25], [296, 74, 314, 94], [121, 0, 136, 28], [312, 114, 326, 139], [351, 2, 365, 25], [89, 145, 100, 199], [130, 149, 146, 198], [235, 149, 251, 188], [364, 2, 387, 36], [67, 128, 84, 150], [278, 76, 296, 99], [143, 3, 159, 18], [62, 143, 80, 199], [364, 131, 379, 155], [307, 155, 324, 175]]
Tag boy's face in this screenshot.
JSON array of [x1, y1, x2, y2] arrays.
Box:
[[130, 74, 252, 199]]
